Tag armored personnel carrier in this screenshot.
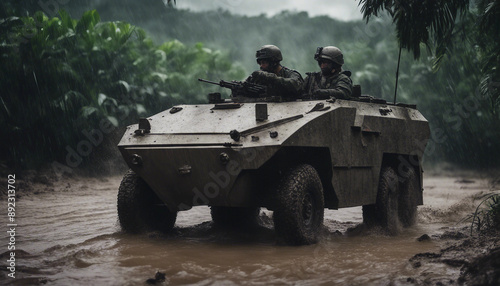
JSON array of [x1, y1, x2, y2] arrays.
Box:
[[117, 83, 430, 245]]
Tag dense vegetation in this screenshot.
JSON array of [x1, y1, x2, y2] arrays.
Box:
[[1, 1, 499, 169], [0, 9, 244, 169], [359, 0, 500, 166]]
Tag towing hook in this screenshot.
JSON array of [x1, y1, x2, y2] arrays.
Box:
[[229, 129, 241, 141]]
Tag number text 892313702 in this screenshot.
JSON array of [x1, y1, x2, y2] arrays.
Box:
[[7, 174, 16, 279]]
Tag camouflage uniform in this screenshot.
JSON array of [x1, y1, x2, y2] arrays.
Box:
[[303, 70, 352, 99], [247, 66, 303, 98]]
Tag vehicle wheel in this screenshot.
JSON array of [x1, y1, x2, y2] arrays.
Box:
[[210, 206, 261, 227], [398, 167, 419, 227], [117, 170, 177, 233], [273, 164, 324, 245], [363, 166, 400, 234], [362, 204, 377, 227]]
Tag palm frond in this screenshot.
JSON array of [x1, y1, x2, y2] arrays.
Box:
[[358, 0, 469, 61]]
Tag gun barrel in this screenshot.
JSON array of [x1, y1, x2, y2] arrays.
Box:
[[198, 78, 221, 85], [198, 78, 266, 97]]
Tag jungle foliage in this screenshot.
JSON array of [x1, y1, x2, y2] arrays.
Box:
[[358, 0, 500, 166], [77, 1, 500, 168], [0, 9, 244, 169], [1, 1, 499, 169]]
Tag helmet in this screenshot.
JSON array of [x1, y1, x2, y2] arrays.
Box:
[[256, 45, 283, 63], [314, 46, 344, 65]]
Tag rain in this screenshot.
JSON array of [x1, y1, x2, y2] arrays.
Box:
[[1, 0, 499, 285]]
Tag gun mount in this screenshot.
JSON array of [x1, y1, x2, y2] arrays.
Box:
[[198, 78, 267, 98]]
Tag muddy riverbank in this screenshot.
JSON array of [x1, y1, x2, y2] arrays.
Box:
[[0, 167, 498, 285]]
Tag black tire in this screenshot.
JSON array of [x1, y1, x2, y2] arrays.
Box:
[[398, 167, 419, 227], [117, 170, 177, 233], [363, 166, 400, 235], [210, 206, 261, 227], [362, 204, 377, 227], [273, 164, 324, 245]]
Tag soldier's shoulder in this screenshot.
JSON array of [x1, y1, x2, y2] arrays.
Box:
[[282, 66, 302, 76], [341, 70, 352, 77], [338, 71, 353, 84]]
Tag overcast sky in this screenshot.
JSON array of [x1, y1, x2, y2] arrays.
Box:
[[172, 0, 364, 21]]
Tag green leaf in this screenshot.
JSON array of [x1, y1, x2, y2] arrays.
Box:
[[98, 93, 107, 106], [155, 50, 166, 62], [151, 72, 168, 82], [80, 106, 98, 118], [0, 17, 23, 35], [136, 104, 146, 114], [76, 10, 100, 35], [33, 11, 48, 25], [117, 80, 130, 93], [58, 9, 75, 31], [134, 28, 147, 41], [106, 116, 119, 127]]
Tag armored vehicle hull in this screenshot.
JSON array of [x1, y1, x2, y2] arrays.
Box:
[[117, 98, 430, 244]]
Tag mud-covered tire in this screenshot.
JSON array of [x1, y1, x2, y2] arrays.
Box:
[[363, 166, 400, 234], [117, 170, 177, 233], [398, 167, 419, 227], [210, 206, 261, 227], [362, 204, 377, 227], [273, 164, 324, 245]]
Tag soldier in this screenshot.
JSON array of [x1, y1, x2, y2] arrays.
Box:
[[247, 45, 303, 99], [303, 46, 353, 99]]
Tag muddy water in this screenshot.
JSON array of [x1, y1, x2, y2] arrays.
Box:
[[0, 175, 490, 285]]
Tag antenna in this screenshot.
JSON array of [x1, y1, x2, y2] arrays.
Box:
[[393, 46, 402, 104]]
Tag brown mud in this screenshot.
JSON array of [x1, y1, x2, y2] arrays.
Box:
[[404, 168, 500, 286], [0, 167, 499, 285]]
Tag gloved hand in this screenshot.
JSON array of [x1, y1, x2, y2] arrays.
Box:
[[251, 70, 277, 84], [313, 89, 333, 99]]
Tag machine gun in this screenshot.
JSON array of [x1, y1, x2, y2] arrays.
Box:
[[198, 78, 267, 98]]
